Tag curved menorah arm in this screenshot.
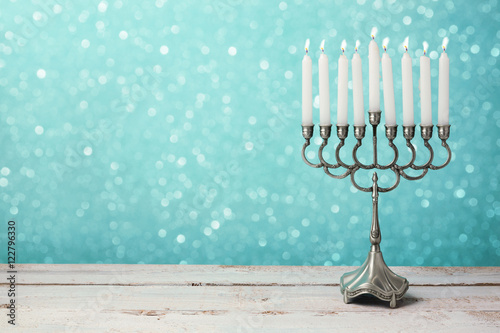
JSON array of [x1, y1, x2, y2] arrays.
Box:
[[411, 139, 434, 170], [429, 139, 452, 170], [318, 139, 341, 169], [301, 139, 323, 168], [377, 167, 401, 193], [335, 139, 357, 169], [349, 168, 372, 192], [399, 167, 429, 181], [376, 140, 399, 170], [352, 140, 376, 169], [323, 165, 352, 179], [399, 139, 417, 170]]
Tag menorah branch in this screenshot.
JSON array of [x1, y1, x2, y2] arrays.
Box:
[[430, 125, 452, 170], [301, 127, 322, 168], [377, 168, 401, 193], [377, 127, 398, 169]]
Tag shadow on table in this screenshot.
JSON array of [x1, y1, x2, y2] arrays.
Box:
[[344, 293, 421, 309]]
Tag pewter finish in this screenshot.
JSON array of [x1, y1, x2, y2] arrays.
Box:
[[302, 125, 314, 140], [354, 125, 366, 140], [368, 110, 382, 126], [385, 125, 397, 141], [403, 125, 415, 140], [336, 125, 349, 140], [437, 124, 450, 140], [320, 125, 332, 139], [421, 125, 433, 140], [301, 115, 452, 308]]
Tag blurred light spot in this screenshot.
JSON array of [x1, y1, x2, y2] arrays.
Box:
[[37, 69, 46, 79], [1, 167, 10, 176], [176, 234, 185, 243], [98, 1, 108, 12], [35, 125, 44, 135], [228, 46, 237, 56], [454, 189, 466, 198], [0, 178, 8, 187], [160, 45, 169, 54]]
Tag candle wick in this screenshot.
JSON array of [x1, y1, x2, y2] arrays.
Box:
[[372, 35, 375, 40], [405, 46, 408, 52]]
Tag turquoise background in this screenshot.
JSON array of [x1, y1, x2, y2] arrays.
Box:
[[0, 0, 499, 266]]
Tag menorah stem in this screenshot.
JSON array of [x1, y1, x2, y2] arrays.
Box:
[[369, 110, 381, 167], [372, 125, 378, 166], [370, 172, 381, 251]]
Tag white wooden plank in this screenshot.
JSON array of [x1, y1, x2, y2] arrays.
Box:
[[0, 264, 499, 332], [4, 309, 500, 333], [2, 285, 500, 332], [7, 264, 500, 286], [12, 285, 500, 313]]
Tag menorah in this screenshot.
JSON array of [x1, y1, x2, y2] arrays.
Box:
[[301, 111, 451, 308]]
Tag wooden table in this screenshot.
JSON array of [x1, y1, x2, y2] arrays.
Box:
[[1, 265, 499, 332]]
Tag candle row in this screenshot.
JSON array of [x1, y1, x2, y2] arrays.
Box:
[[301, 32, 450, 128]]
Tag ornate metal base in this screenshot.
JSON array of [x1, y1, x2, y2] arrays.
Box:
[[340, 249, 409, 308]]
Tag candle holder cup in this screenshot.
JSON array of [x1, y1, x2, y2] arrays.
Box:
[[301, 111, 452, 308]]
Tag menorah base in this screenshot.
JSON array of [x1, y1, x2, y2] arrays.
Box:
[[340, 249, 409, 308]]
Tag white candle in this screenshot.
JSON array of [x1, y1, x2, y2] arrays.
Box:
[[438, 37, 450, 126], [368, 27, 380, 112], [302, 39, 313, 126], [337, 40, 348, 126], [401, 37, 414, 126], [420, 41, 432, 126], [352, 40, 365, 126], [381, 38, 396, 126], [319, 39, 330, 126]]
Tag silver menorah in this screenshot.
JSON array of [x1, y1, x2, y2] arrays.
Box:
[[301, 110, 451, 308]]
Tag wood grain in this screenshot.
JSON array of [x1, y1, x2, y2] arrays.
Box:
[[0, 265, 499, 332]]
